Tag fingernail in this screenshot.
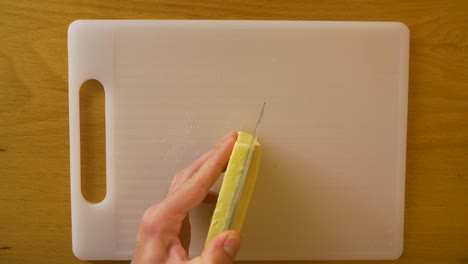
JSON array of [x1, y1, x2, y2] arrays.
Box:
[[223, 233, 240, 258], [222, 132, 235, 141]]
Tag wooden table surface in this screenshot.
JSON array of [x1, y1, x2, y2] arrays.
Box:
[[1, 1, 467, 263]]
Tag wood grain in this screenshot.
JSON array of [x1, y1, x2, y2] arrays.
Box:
[[0, 0, 467, 263]]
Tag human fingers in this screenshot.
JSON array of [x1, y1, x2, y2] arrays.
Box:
[[169, 132, 237, 194], [162, 133, 237, 220], [194, 230, 241, 264]]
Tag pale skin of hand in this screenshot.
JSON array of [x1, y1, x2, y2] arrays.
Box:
[[131, 132, 241, 264]]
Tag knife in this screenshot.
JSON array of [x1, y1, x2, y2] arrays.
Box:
[[223, 102, 266, 231]]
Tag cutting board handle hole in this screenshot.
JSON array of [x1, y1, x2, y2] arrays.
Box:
[[79, 79, 106, 204]]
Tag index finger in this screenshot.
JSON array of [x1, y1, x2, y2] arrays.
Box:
[[163, 133, 237, 218]]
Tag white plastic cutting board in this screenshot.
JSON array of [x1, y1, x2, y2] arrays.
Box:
[[68, 20, 409, 261]]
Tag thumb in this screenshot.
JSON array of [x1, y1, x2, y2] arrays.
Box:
[[201, 230, 241, 264]]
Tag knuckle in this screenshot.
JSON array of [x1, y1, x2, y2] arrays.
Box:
[[169, 173, 183, 191], [141, 205, 163, 235], [205, 158, 224, 173], [173, 171, 184, 183], [190, 176, 210, 196], [178, 168, 188, 177]]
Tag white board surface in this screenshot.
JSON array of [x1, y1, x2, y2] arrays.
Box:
[[68, 20, 409, 260]]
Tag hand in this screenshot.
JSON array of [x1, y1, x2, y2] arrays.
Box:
[[131, 132, 241, 264]]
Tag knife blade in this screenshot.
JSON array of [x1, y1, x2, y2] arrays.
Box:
[[223, 102, 266, 231]]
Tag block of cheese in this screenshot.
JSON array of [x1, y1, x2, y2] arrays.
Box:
[[205, 131, 262, 244]]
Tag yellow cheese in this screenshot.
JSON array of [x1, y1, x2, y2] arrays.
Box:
[[205, 131, 262, 244]]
